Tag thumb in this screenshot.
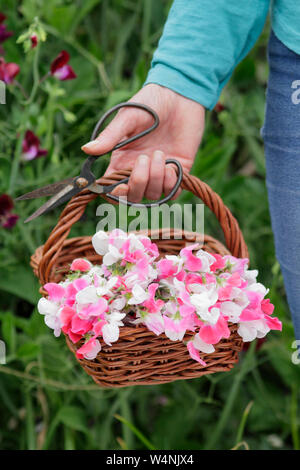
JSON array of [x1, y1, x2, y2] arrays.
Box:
[[81, 111, 134, 155]]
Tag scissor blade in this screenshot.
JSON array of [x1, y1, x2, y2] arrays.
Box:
[[16, 178, 75, 201], [24, 183, 79, 223]]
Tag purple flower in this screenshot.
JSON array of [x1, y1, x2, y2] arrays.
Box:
[[22, 130, 48, 161], [50, 50, 77, 81], [0, 12, 13, 45], [0, 194, 19, 229]]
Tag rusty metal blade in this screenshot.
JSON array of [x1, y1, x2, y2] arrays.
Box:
[[24, 183, 78, 223], [15, 178, 75, 201]]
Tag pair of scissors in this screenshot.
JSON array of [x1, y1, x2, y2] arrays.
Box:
[[16, 102, 183, 223]]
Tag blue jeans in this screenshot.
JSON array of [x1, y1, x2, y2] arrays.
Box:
[[261, 31, 300, 340]]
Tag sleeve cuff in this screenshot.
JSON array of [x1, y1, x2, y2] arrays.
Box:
[[144, 63, 221, 111]]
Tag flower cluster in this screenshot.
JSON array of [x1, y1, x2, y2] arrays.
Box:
[[38, 230, 282, 364]]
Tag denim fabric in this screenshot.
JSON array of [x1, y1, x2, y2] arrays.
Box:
[[261, 30, 300, 340]]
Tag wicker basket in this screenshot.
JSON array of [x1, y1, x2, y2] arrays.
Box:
[[31, 169, 248, 388]]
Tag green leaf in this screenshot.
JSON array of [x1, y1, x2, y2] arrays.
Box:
[[1, 312, 16, 354], [57, 406, 88, 433], [17, 342, 40, 360], [0, 265, 40, 304]]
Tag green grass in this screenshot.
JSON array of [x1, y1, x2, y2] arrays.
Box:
[[0, 0, 298, 450]]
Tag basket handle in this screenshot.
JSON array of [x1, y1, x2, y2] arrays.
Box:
[[38, 170, 249, 284]]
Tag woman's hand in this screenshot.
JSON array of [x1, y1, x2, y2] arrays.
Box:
[[81, 84, 205, 202]]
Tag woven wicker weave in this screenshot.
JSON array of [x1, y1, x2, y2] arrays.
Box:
[[31, 170, 248, 388]]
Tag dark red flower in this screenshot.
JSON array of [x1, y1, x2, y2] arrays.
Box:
[[22, 130, 48, 161], [0, 12, 13, 45], [0, 194, 19, 229], [30, 34, 38, 49], [214, 102, 226, 113], [0, 57, 20, 84], [50, 50, 76, 81]]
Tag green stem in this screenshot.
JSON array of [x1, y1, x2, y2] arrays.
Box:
[[8, 125, 26, 195], [22, 44, 41, 106]]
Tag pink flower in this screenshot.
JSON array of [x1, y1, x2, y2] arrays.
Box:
[[261, 298, 274, 315], [187, 341, 206, 366], [70, 258, 92, 272], [76, 337, 101, 360], [0, 57, 19, 84], [199, 315, 230, 344], [180, 244, 202, 271], [21, 130, 48, 161], [142, 283, 164, 313], [157, 259, 178, 278], [50, 50, 77, 81], [44, 283, 65, 302], [0, 194, 19, 229], [210, 254, 226, 272]]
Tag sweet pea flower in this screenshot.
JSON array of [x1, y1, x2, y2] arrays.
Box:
[[0, 57, 19, 84], [0, 194, 19, 229], [92, 230, 109, 255], [37, 297, 62, 337], [180, 244, 203, 271], [50, 50, 76, 81], [37, 230, 281, 364], [103, 244, 123, 266], [21, 130, 48, 161], [128, 284, 148, 305], [187, 341, 207, 366], [70, 258, 92, 272], [76, 337, 101, 360]]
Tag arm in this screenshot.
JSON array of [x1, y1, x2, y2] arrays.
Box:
[[82, 0, 270, 202], [145, 0, 270, 109]]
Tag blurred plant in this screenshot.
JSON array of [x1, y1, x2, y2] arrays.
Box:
[[0, 194, 19, 228], [0, 0, 298, 452]]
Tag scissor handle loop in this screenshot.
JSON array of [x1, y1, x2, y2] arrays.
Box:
[[90, 102, 159, 149]]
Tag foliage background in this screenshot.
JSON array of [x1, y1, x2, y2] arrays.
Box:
[[0, 0, 298, 451]]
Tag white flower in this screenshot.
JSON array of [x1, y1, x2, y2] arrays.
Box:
[[220, 301, 243, 322], [96, 276, 118, 296], [165, 328, 185, 341], [242, 269, 258, 285], [193, 334, 215, 354], [195, 249, 216, 272], [110, 297, 126, 311], [37, 298, 61, 337], [238, 320, 270, 342], [246, 282, 268, 297], [190, 286, 218, 322], [128, 284, 148, 305], [92, 230, 109, 255], [107, 310, 126, 326], [102, 322, 120, 346], [38, 297, 59, 316], [103, 245, 123, 266], [76, 285, 98, 305]]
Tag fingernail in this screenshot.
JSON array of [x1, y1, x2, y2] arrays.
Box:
[[153, 150, 164, 161], [138, 154, 149, 165], [81, 140, 98, 150]]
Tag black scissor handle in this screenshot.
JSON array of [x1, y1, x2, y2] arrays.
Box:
[[90, 102, 159, 150], [105, 159, 183, 208]]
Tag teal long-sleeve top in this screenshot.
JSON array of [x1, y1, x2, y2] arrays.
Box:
[[145, 0, 300, 110]]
